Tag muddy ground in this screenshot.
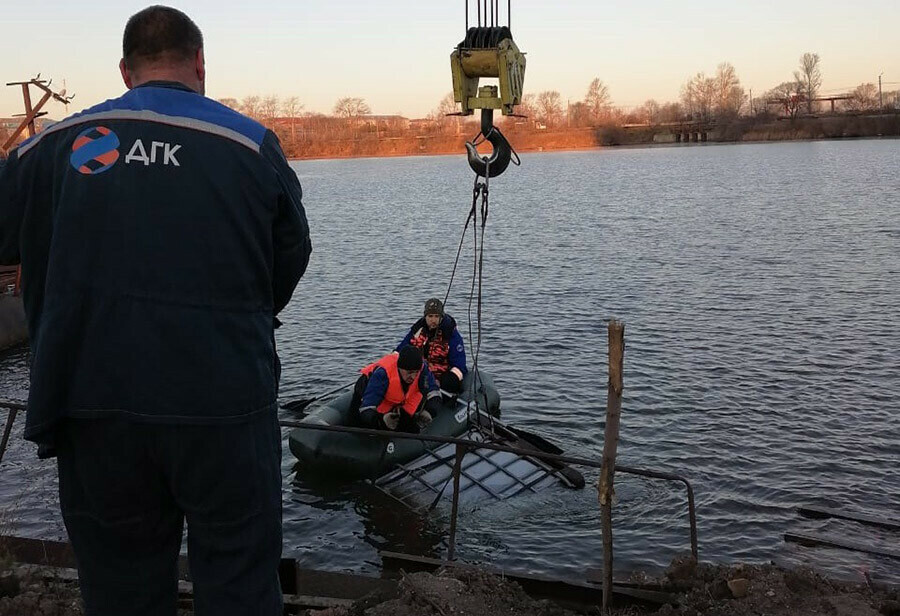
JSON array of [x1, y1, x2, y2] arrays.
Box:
[[1, 557, 897, 616], [306, 558, 899, 616]]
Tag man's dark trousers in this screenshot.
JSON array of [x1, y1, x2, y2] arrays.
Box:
[[56, 412, 283, 616]]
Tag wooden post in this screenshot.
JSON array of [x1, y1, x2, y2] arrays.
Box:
[[598, 319, 624, 614], [1, 90, 52, 153], [22, 83, 36, 138]]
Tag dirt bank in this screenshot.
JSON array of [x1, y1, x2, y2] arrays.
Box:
[[308, 559, 899, 616], [1, 557, 897, 615]]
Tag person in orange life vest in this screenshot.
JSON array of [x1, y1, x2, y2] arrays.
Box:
[[358, 346, 442, 432], [396, 297, 467, 396]]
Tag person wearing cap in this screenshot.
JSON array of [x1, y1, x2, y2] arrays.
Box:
[[396, 298, 467, 396], [357, 346, 442, 432]]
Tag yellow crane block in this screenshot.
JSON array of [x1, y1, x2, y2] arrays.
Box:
[[450, 28, 526, 116]]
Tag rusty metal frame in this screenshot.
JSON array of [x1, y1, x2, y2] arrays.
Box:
[[0, 402, 699, 568], [0, 400, 24, 464], [279, 419, 699, 563]]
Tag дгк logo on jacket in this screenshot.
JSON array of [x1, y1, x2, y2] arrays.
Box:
[[69, 126, 182, 175], [70, 126, 120, 175]]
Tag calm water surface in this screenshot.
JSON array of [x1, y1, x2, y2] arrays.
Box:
[[1, 140, 898, 584]]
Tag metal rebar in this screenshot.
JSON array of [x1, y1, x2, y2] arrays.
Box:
[[0, 408, 19, 465], [447, 444, 465, 560], [281, 419, 699, 559]]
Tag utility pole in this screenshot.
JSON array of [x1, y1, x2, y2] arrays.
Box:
[[878, 72, 884, 110], [749, 89, 753, 116]]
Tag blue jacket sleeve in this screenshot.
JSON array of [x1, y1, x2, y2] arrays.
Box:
[[360, 367, 389, 411], [448, 327, 468, 376], [0, 152, 22, 265], [420, 364, 441, 399], [395, 328, 414, 353], [261, 131, 311, 315]]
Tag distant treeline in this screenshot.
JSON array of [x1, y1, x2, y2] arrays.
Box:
[[218, 53, 899, 158], [3, 52, 897, 158]]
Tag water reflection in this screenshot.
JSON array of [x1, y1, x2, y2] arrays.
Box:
[[287, 464, 447, 568]]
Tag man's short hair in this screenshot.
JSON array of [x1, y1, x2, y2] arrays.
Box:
[[123, 5, 203, 71]]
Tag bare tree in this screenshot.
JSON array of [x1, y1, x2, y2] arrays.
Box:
[[216, 97, 240, 110], [567, 101, 592, 127], [656, 102, 683, 123], [333, 97, 371, 118], [240, 95, 261, 119], [517, 93, 538, 120], [767, 81, 805, 118], [584, 78, 612, 124], [714, 62, 745, 117], [681, 72, 717, 121], [435, 93, 458, 116], [794, 52, 822, 115], [639, 99, 661, 124], [535, 91, 564, 128], [427, 93, 460, 134], [281, 96, 305, 141], [260, 95, 280, 125], [847, 83, 879, 111]]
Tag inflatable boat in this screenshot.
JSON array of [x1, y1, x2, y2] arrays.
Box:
[[287, 371, 501, 478]]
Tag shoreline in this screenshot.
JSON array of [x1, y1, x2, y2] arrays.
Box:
[[287, 133, 900, 163], [1, 553, 896, 615]]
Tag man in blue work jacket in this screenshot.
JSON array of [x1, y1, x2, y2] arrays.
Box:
[[0, 6, 311, 615]]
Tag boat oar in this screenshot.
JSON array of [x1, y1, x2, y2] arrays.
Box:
[[281, 380, 357, 414], [507, 426, 564, 455]]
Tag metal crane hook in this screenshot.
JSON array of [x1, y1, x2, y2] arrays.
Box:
[[465, 108, 517, 178]]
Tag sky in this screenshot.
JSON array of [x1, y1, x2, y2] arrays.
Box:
[[2, 0, 898, 120]]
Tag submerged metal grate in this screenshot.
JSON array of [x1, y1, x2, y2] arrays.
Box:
[[373, 426, 568, 510]]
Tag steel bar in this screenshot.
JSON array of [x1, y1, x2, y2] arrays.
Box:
[[388, 446, 506, 500], [0, 401, 25, 465], [447, 444, 465, 560], [467, 446, 538, 492], [785, 532, 900, 560], [280, 418, 698, 555], [798, 506, 900, 532], [388, 460, 443, 494], [380, 551, 675, 608], [0, 408, 18, 465], [0, 400, 699, 560]]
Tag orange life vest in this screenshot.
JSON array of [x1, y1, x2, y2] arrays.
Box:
[[361, 354, 423, 416], [409, 327, 450, 377]]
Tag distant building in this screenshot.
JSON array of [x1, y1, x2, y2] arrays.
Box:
[[1, 117, 55, 147]]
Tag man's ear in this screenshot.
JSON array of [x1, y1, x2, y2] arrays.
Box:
[[119, 59, 133, 89], [195, 48, 206, 83]]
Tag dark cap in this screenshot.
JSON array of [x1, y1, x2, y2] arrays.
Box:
[[424, 297, 444, 316], [397, 346, 423, 371]]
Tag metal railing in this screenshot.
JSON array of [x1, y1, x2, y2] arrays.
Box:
[[0, 401, 698, 567], [0, 400, 24, 464], [279, 419, 699, 563]]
